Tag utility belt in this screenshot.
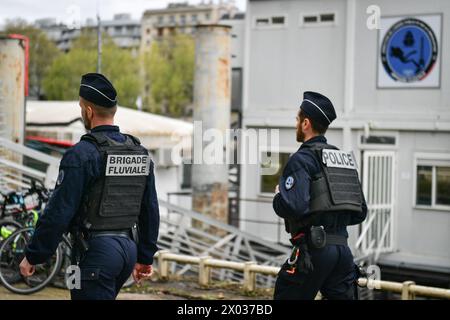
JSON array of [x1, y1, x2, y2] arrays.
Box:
[[87, 229, 132, 240], [285, 226, 347, 275], [71, 224, 139, 265]]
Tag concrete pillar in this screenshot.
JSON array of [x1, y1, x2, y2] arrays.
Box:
[[0, 36, 26, 144], [0, 36, 26, 190], [198, 256, 212, 287], [243, 261, 257, 292], [157, 250, 170, 281], [192, 25, 231, 230], [401, 281, 416, 300]]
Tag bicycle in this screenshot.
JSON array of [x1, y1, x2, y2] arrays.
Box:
[[0, 181, 135, 294], [0, 180, 63, 294], [0, 179, 49, 231], [0, 227, 68, 294]]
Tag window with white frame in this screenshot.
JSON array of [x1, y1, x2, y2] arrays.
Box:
[[300, 12, 336, 27], [260, 152, 291, 194], [415, 158, 450, 209], [254, 15, 287, 29]]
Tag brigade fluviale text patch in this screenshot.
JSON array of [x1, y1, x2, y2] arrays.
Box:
[[322, 149, 357, 170], [106, 155, 150, 176]]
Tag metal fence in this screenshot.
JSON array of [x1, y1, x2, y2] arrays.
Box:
[[158, 199, 290, 287], [155, 250, 450, 300]]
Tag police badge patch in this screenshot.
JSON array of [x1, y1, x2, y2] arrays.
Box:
[[285, 176, 295, 190], [56, 170, 64, 186]]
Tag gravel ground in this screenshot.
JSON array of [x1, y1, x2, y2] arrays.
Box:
[[0, 277, 272, 300]]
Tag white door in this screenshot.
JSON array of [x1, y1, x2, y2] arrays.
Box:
[[356, 151, 395, 260]]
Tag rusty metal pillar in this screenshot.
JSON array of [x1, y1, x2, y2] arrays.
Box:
[[192, 25, 231, 231], [0, 36, 26, 144], [0, 36, 27, 190]]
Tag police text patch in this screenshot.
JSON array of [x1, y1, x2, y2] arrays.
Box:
[[106, 155, 150, 176], [322, 149, 357, 170]]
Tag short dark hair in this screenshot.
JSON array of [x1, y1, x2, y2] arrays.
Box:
[[299, 109, 328, 135], [81, 97, 117, 118], [92, 103, 117, 118]]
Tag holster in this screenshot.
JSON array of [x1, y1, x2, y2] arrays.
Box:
[[309, 226, 326, 249], [71, 228, 89, 265], [288, 232, 314, 274], [131, 224, 140, 245]]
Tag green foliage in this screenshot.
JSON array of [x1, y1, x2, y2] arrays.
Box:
[[3, 19, 60, 98], [143, 34, 195, 117], [43, 30, 140, 108]]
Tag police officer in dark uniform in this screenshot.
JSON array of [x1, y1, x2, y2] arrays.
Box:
[[273, 91, 367, 300], [19, 73, 160, 300]]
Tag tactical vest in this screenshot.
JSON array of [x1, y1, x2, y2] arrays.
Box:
[[79, 132, 149, 231], [285, 142, 363, 236]]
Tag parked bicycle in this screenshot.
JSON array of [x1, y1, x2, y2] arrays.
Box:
[[0, 227, 70, 294], [0, 179, 135, 295], [0, 227, 135, 295]]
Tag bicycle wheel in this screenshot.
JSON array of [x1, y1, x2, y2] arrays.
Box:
[[0, 227, 63, 294], [0, 220, 24, 284], [0, 219, 23, 242]]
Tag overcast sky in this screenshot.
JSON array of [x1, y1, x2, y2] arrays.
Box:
[[0, 0, 246, 26]]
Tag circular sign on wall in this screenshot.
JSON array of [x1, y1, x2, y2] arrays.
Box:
[[378, 15, 441, 88], [381, 18, 438, 83]]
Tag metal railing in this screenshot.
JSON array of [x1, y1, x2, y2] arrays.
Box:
[[157, 199, 290, 286], [0, 137, 60, 189], [166, 191, 287, 243], [155, 250, 450, 300]]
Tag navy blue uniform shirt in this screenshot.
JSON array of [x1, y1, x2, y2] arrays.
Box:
[[25, 125, 160, 265], [273, 135, 367, 237]]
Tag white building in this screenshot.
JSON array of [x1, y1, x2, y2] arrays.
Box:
[[140, 1, 239, 51], [239, 0, 450, 287], [35, 14, 141, 52]]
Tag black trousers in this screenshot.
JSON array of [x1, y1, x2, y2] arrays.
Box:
[[274, 244, 358, 300], [70, 236, 137, 300]]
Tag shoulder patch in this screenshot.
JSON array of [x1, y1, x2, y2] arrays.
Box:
[[285, 176, 295, 190]]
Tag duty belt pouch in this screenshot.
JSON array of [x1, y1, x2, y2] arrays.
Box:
[[309, 226, 326, 249], [131, 224, 140, 244]]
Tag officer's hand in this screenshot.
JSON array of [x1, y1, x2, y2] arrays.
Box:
[[132, 263, 153, 284], [19, 257, 36, 277], [275, 184, 280, 194]]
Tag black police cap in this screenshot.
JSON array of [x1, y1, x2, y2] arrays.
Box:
[[299, 91, 336, 127], [79, 73, 117, 108]]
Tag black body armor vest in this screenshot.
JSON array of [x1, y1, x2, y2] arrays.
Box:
[[79, 132, 149, 231], [286, 142, 363, 236]]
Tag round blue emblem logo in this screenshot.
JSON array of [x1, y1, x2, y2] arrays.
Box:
[[285, 176, 295, 190], [381, 18, 438, 83]]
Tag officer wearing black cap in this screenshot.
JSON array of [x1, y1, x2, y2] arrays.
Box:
[[272, 91, 367, 300], [20, 73, 160, 300]]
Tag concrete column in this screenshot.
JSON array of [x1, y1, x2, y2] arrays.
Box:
[[157, 250, 170, 281], [198, 256, 212, 287], [243, 261, 257, 292], [0, 36, 26, 190], [0, 36, 26, 144], [192, 25, 231, 229]]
